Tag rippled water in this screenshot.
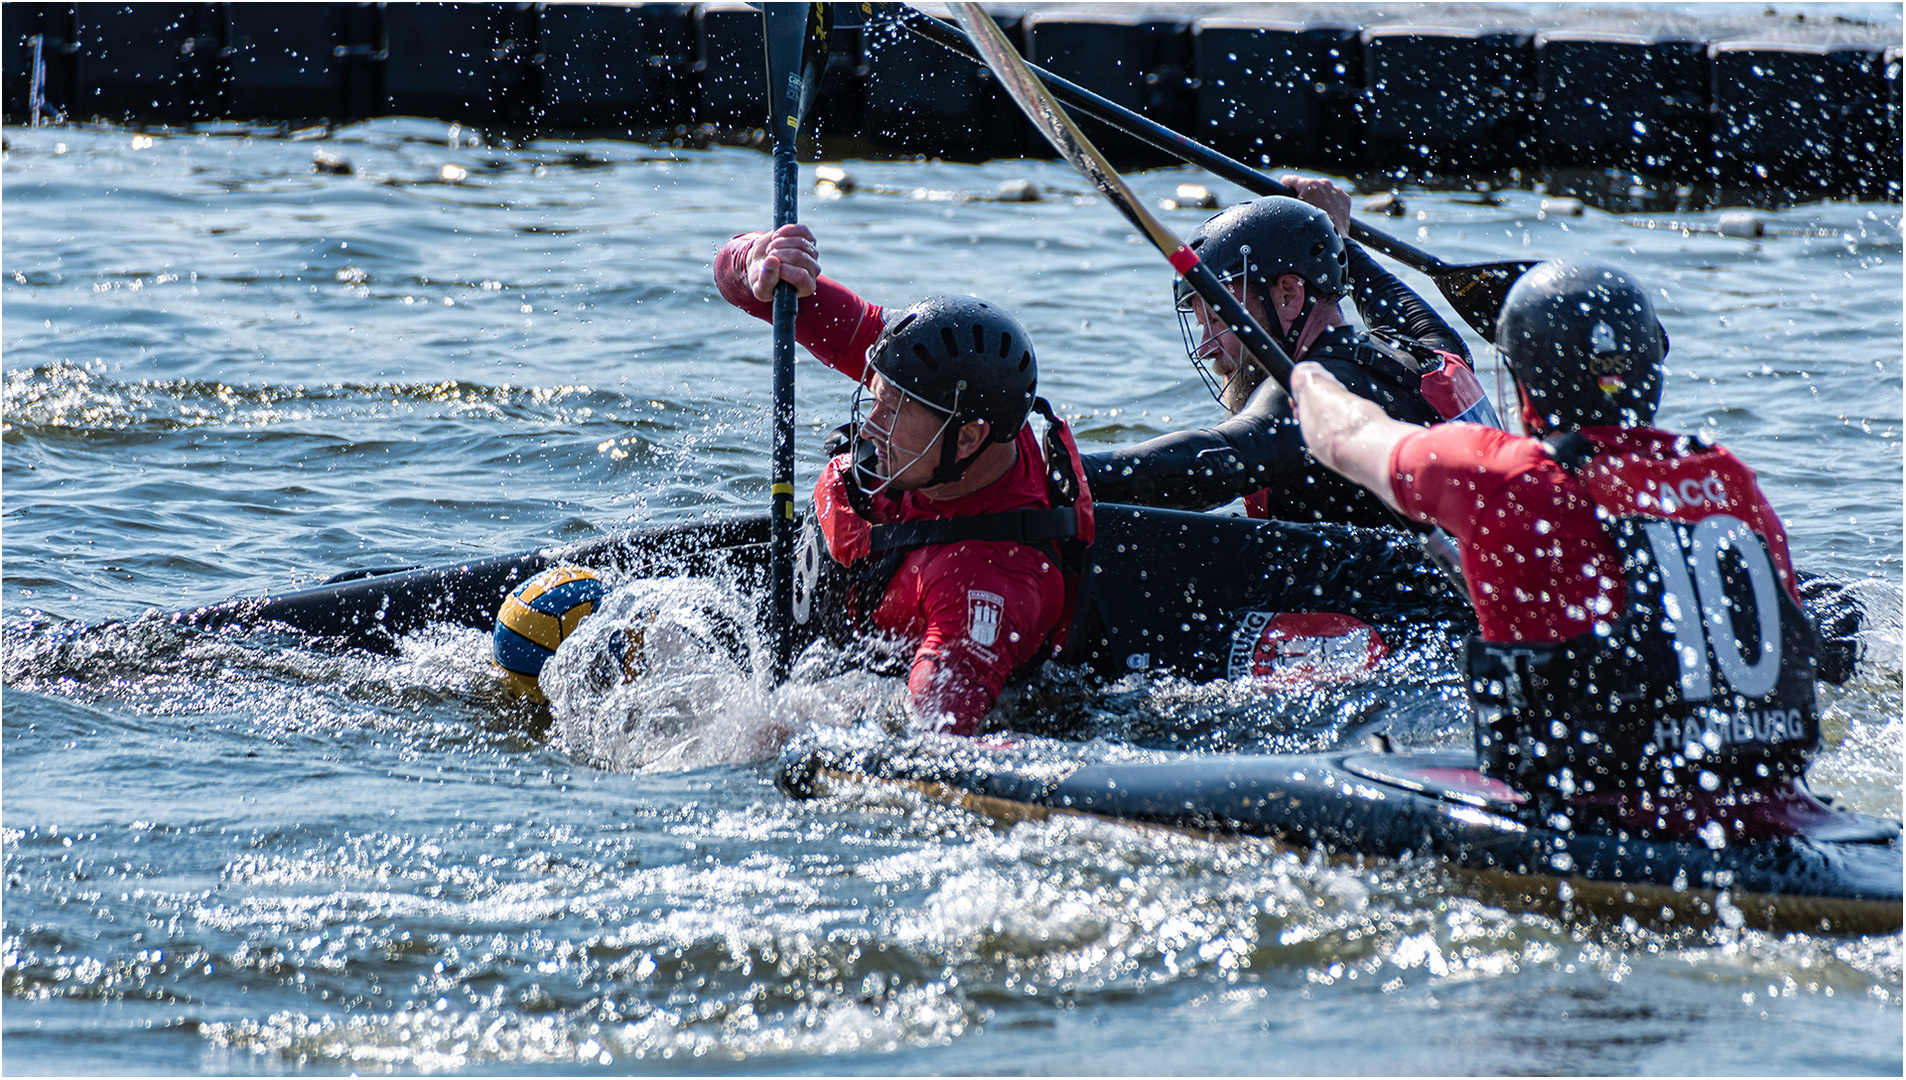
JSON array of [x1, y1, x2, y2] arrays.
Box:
[[3, 118, 1901, 1074]]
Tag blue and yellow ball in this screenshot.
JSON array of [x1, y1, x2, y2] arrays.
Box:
[[493, 565, 606, 700]]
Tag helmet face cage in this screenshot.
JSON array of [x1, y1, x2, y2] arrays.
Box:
[[848, 369, 960, 499], [1173, 200, 1348, 393], [1173, 265, 1256, 405]]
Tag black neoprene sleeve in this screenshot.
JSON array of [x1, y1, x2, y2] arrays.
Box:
[[1345, 241, 1469, 361], [1079, 378, 1298, 511]]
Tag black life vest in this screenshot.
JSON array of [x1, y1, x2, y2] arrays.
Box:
[[792, 398, 1092, 667], [1465, 431, 1820, 803]]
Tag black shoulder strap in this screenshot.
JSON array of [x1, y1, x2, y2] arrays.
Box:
[[1032, 397, 1082, 506], [1359, 325, 1443, 375], [868, 507, 1078, 554], [867, 398, 1088, 555], [1541, 430, 1596, 473]]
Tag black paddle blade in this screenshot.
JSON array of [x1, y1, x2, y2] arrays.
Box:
[[763, 5, 809, 136], [796, 4, 835, 127], [1430, 260, 1543, 341], [765, 2, 832, 136]]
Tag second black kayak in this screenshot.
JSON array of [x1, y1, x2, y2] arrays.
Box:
[[775, 732, 1903, 936], [165, 505, 1474, 683], [161, 503, 1862, 687]]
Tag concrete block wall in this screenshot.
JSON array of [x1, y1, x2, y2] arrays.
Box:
[[3, 3, 1898, 205]]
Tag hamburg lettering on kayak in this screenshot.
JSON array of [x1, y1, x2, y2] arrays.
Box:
[[1227, 611, 1387, 685]]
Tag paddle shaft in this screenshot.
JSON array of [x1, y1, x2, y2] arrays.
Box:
[[887, 3, 1535, 337], [946, 4, 1293, 392], [762, 4, 825, 683], [947, 2, 1468, 594], [769, 143, 797, 682]]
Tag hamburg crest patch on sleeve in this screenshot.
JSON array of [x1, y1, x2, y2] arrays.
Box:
[[967, 589, 1004, 648]]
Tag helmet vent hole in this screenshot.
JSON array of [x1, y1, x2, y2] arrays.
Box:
[[892, 312, 917, 334], [997, 332, 1013, 358], [940, 327, 961, 357], [912, 343, 939, 369], [1017, 351, 1030, 373]]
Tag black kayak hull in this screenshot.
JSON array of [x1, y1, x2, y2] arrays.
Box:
[[162, 503, 1861, 685], [154, 500, 1890, 931], [167, 515, 774, 649], [165, 505, 1474, 682], [775, 736, 1903, 935]]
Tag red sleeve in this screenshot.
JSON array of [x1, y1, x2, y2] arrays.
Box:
[[885, 543, 1065, 736], [1388, 422, 1535, 543], [713, 234, 886, 381]]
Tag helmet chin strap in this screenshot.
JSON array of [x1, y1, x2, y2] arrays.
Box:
[[919, 381, 980, 488], [1284, 292, 1319, 359], [1513, 379, 1552, 437], [1251, 278, 1317, 364], [1272, 280, 1318, 361], [928, 432, 986, 487]]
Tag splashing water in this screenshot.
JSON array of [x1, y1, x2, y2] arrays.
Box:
[[542, 576, 915, 773]]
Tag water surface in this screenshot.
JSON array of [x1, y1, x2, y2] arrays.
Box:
[[3, 120, 1900, 1075]]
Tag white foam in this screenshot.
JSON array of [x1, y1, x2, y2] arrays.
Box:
[[540, 577, 909, 773]]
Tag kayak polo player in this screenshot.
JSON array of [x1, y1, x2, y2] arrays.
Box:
[[1294, 259, 1824, 840], [1082, 178, 1499, 528], [716, 223, 1093, 737]]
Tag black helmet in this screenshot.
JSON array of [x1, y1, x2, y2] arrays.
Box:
[[1174, 195, 1348, 368], [1178, 195, 1349, 305], [865, 295, 1036, 443], [1495, 260, 1667, 434]]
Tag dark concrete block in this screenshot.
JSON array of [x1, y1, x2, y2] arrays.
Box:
[[330, 3, 384, 122], [1363, 26, 1537, 180], [226, 3, 341, 122], [542, 3, 694, 132], [1192, 19, 1363, 172], [1880, 47, 1903, 201], [71, 2, 226, 124], [1712, 41, 1892, 201], [1024, 12, 1190, 167], [382, 2, 538, 127], [1534, 32, 1709, 181], [861, 8, 1023, 160], [691, 1, 762, 129]]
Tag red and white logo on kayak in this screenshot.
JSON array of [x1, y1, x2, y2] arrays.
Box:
[[1227, 611, 1387, 686], [967, 589, 1004, 648]]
